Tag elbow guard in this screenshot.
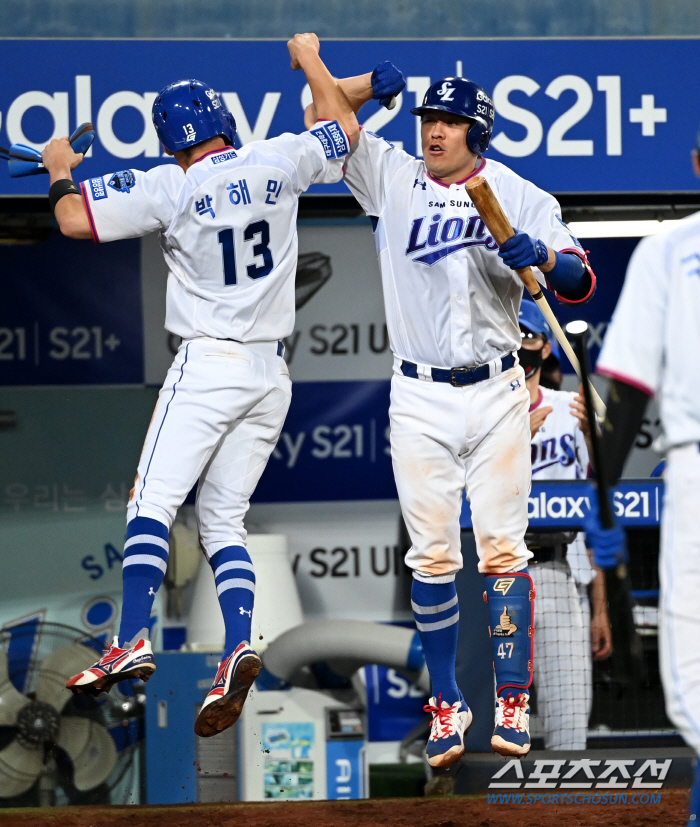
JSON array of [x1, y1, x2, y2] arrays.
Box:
[[546, 251, 595, 304]]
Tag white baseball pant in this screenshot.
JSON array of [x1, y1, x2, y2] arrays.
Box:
[[659, 442, 700, 755], [127, 337, 291, 558], [389, 363, 532, 580]]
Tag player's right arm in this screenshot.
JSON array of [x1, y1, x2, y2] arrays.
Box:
[[42, 137, 91, 239], [43, 137, 180, 244], [596, 233, 666, 485], [288, 34, 360, 147]]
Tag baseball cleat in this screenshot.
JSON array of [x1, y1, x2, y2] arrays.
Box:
[[424, 693, 473, 768], [66, 635, 156, 696], [491, 692, 531, 756], [194, 642, 262, 738]]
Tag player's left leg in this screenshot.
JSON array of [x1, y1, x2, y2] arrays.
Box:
[[463, 365, 534, 756], [193, 342, 291, 737]]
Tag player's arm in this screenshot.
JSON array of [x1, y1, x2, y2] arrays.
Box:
[[303, 62, 406, 129], [41, 138, 91, 239], [499, 233, 593, 302], [588, 554, 613, 660], [288, 34, 360, 146]]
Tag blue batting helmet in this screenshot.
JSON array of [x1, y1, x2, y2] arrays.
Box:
[[410, 77, 495, 155], [152, 79, 237, 153], [518, 299, 550, 340]]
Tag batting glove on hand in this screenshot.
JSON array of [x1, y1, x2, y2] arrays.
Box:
[[583, 493, 628, 570], [498, 230, 549, 270], [371, 61, 406, 107]]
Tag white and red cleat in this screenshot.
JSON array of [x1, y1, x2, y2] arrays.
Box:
[[491, 692, 531, 756], [424, 693, 473, 768], [66, 635, 156, 696], [194, 643, 262, 738]]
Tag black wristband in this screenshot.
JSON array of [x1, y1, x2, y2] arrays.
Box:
[[49, 179, 80, 213]]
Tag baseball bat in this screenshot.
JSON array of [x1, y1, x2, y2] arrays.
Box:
[[464, 175, 606, 419], [567, 320, 646, 685], [5, 122, 94, 178]]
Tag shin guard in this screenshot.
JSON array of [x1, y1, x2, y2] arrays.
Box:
[[484, 571, 535, 696]]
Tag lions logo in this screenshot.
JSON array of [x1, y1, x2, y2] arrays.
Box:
[[108, 170, 136, 194], [437, 81, 455, 101]]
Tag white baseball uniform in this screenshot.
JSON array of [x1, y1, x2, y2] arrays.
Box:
[[79, 124, 348, 555], [598, 212, 700, 754], [529, 386, 594, 749], [342, 129, 589, 579]]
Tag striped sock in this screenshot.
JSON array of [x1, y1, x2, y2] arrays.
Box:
[[411, 578, 460, 705], [119, 516, 169, 646], [210, 545, 256, 659]]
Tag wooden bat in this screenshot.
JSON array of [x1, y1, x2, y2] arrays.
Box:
[[464, 175, 606, 419], [567, 321, 646, 685]]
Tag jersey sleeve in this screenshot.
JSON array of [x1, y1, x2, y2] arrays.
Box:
[[264, 120, 350, 193], [79, 164, 183, 243], [342, 129, 415, 216], [596, 233, 667, 396]]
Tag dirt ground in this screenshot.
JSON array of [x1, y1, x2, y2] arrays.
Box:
[[0, 791, 689, 827]]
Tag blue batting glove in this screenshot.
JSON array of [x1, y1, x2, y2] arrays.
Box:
[[583, 493, 628, 570], [371, 61, 406, 107], [498, 230, 549, 269]]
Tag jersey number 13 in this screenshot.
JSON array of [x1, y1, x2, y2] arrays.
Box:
[[218, 220, 273, 286]]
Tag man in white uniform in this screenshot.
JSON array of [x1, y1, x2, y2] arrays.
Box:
[[586, 140, 700, 827], [519, 299, 611, 750], [306, 65, 595, 763], [41, 34, 360, 737]]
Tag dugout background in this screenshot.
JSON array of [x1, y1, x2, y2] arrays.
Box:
[[1, 28, 699, 786]]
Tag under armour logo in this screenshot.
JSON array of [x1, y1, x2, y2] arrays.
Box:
[[510, 380, 521, 390], [413, 178, 426, 190], [239, 607, 252, 617], [148, 587, 156, 597], [437, 82, 455, 101]]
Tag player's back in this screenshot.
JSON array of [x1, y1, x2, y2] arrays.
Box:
[[80, 122, 348, 344], [162, 141, 309, 343]]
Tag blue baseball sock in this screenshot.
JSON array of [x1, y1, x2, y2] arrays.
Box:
[[411, 577, 460, 705], [119, 516, 169, 646], [209, 545, 256, 659]]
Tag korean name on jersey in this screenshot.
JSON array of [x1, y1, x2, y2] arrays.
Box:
[[530, 388, 590, 480], [343, 130, 587, 370], [78, 121, 349, 343]]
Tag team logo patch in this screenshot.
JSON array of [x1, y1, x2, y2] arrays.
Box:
[[89, 176, 108, 200], [212, 150, 237, 165], [108, 170, 136, 193], [510, 379, 521, 391], [493, 606, 518, 637], [310, 120, 350, 160]]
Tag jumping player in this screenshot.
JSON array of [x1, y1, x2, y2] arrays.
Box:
[[585, 131, 700, 827], [306, 65, 595, 763], [519, 299, 611, 750], [42, 34, 359, 737]]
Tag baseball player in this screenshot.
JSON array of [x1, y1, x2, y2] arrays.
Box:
[[519, 299, 611, 750], [585, 135, 700, 827], [305, 65, 595, 763], [41, 34, 359, 737]]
